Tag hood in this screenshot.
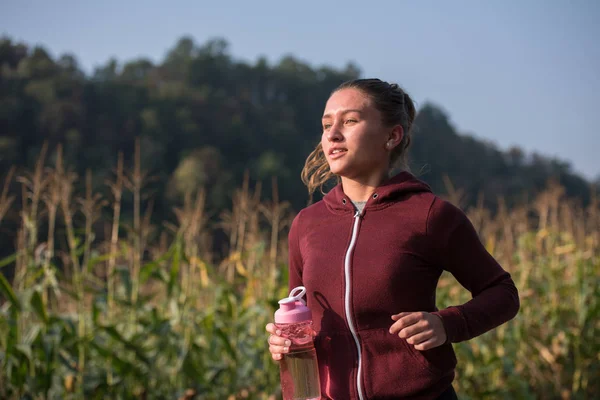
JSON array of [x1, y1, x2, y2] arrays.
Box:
[[322, 171, 432, 215]]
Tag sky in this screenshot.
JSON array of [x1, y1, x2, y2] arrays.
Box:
[[2, 0, 599, 179]]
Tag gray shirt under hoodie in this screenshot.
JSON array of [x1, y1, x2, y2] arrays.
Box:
[[351, 200, 367, 214]]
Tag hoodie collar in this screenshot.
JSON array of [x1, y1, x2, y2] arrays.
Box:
[[323, 171, 432, 215]]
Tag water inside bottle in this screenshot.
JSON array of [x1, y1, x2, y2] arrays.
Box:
[[276, 322, 321, 400]]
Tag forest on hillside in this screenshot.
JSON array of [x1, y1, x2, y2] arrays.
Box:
[[0, 35, 594, 256]]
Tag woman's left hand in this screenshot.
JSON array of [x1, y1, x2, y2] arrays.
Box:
[[389, 312, 447, 351]]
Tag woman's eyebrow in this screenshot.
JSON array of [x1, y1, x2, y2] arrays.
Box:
[[322, 109, 363, 119]]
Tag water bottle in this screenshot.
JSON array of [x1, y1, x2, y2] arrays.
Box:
[[274, 286, 321, 400]]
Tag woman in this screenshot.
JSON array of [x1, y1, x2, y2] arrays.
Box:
[[266, 78, 520, 399]]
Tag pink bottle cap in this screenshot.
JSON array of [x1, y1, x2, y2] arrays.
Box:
[[274, 286, 312, 324]]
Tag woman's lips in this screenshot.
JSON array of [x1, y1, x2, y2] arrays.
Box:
[[329, 148, 347, 159]]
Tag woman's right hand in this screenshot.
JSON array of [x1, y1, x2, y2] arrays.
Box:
[[266, 323, 291, 361]]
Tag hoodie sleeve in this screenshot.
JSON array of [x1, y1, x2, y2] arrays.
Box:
[[428, 197, 520, 343], [288, 211, 304, 292]]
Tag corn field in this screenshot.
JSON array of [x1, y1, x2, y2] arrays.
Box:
[[0, 144, 598, 399]]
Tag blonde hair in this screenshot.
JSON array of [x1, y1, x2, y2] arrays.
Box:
[[301, 78, 416, 197]]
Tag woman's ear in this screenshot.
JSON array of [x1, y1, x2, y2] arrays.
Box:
[[387, 125, 404, 149]]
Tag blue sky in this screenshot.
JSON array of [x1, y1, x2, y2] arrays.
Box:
[[2, 0, 599, 179]]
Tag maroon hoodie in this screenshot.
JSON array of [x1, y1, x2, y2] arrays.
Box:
[[288, 172, 520, 399]]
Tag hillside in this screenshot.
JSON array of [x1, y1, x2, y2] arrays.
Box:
[[0, 35, 591, 219]]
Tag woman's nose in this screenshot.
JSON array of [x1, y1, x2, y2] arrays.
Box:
[[326, 123, 343, 142]]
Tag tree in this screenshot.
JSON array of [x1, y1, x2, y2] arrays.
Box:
[[0, 35, 592, 222]]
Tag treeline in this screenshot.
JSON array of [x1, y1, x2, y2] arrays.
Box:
[[0, 35, 593, 224]]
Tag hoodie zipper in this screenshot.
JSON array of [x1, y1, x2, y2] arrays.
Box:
[[344, 210, 365, 400]]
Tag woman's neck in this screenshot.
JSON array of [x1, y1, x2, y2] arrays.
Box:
[[340, 170, 389, 202]]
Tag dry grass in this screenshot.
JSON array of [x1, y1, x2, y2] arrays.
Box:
[[0, 143, 598, 399]]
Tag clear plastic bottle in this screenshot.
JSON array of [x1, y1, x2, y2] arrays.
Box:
[[274, 287, 321, 400]]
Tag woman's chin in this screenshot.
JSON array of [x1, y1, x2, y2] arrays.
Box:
[[327, 158, 351, 175], [328, 165, 346, 176], [330, 168, 354, 179]]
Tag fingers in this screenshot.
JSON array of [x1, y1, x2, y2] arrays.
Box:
[[400, 319, 429, 339], [405, 329, 433, 345], [389, 312, 424, 335], [413, 337, 439, 351], [389, 312, 447, 351], [265, 324, 290, 361], [269, 340, 291, 360], [391, 312, 410, 321], [265, 323, 281, 336]]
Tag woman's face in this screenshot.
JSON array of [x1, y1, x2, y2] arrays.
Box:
[[321, 88, 390, 180]]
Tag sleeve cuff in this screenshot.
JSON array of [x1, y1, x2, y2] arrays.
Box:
[[432, 307, 466, 343]]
